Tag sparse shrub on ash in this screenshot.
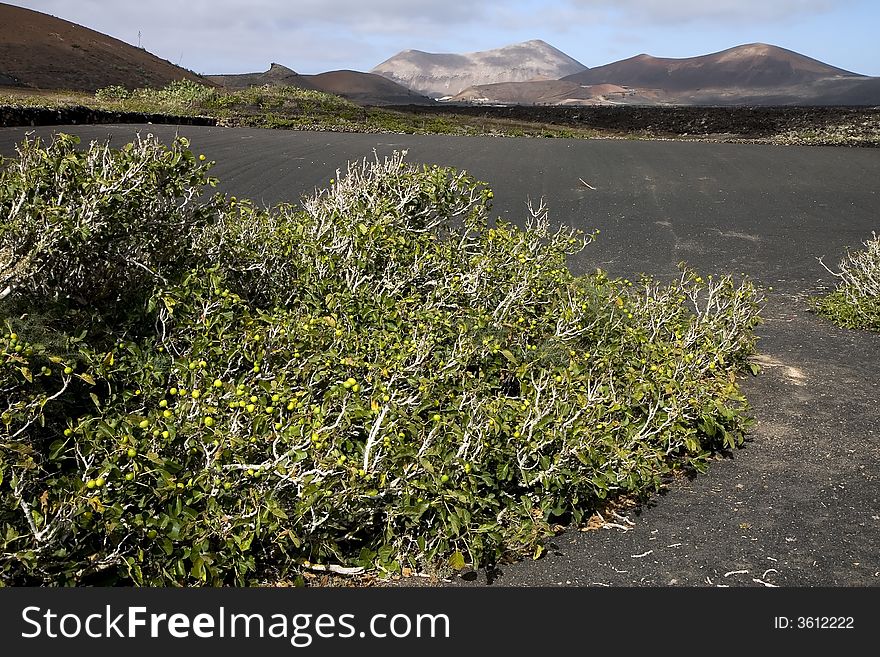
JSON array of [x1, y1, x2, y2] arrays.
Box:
[[812, 233, 880, 331]]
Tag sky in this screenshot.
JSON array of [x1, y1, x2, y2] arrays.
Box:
[[10, 0, 880, 76]]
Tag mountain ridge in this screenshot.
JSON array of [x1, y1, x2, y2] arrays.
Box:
[[447, 42, 879, 107], [371, 39, 588, 98], [208, 64, 433, 106], [563, 43, 861, 90]]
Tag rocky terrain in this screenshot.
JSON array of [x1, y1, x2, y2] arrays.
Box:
[[383, 104, 880, 146]]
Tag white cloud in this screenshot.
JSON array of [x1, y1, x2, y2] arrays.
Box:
[[6, 0, 864, 73], [11, 0, 510, 72], [568, 0, 845, 24]]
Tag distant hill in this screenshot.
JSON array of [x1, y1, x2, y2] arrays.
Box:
[[371, 39, 587, 98], [450, 43, 880, 107], [304, 70, 433, 106], [207, 63, 317, 91], [563, 43, 859, 90], [208, 63, 434, 106], [0, 3, 212, 91]]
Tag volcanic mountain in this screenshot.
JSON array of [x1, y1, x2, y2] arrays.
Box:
[[207, 63, 315, 90], [563, 43, 860, 91], [208, 63, 433, 106], [0, 2, 211, 91], [371, 39, 587, 98], [451, 43, 879, 106]]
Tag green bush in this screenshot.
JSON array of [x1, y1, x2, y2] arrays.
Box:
[[0, 134, 218, 316], [811, 232, 880, 331], [0, 135, 763, 585], [95, 85, 130, 101], [120, 81, 365, 126], [132, 80, 218, 110]]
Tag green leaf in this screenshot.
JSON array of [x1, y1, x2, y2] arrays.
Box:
[[448, 550, 466, 571], [269, 506, 288, 520], [48, 439, 68, 461], [191, 555, 205, 581]]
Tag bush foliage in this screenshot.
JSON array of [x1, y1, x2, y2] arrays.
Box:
[[94, 81, 366, 129], [0, 134, 763, 585], [812, 233, 880, 331]]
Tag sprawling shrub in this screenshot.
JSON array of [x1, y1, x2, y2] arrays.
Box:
[[0, 134, 218, 318], [130, 80, 218, 111], [812, 233, 880, 331], [94, 85, 131, 101], [0, 135, 763, 585]]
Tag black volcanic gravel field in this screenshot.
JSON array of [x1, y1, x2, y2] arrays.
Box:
[[383, 104, 880, 142]]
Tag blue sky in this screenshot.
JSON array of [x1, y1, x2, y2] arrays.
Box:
[[11, 0, 880, 76]]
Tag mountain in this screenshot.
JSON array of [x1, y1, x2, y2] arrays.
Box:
[[0, 3, 212, 91], [207, 63, 317, 90], [371, 39, 587, 98], [208, 63, 434, 106], [302, 70, 433, 106], [563, 43, 859, 90], [451, 43, 880, 107]]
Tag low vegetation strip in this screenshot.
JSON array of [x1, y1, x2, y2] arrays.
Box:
[[0, 133, 762, 585], [386, 104, 880, 147], [1, 82, 595, 139]]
